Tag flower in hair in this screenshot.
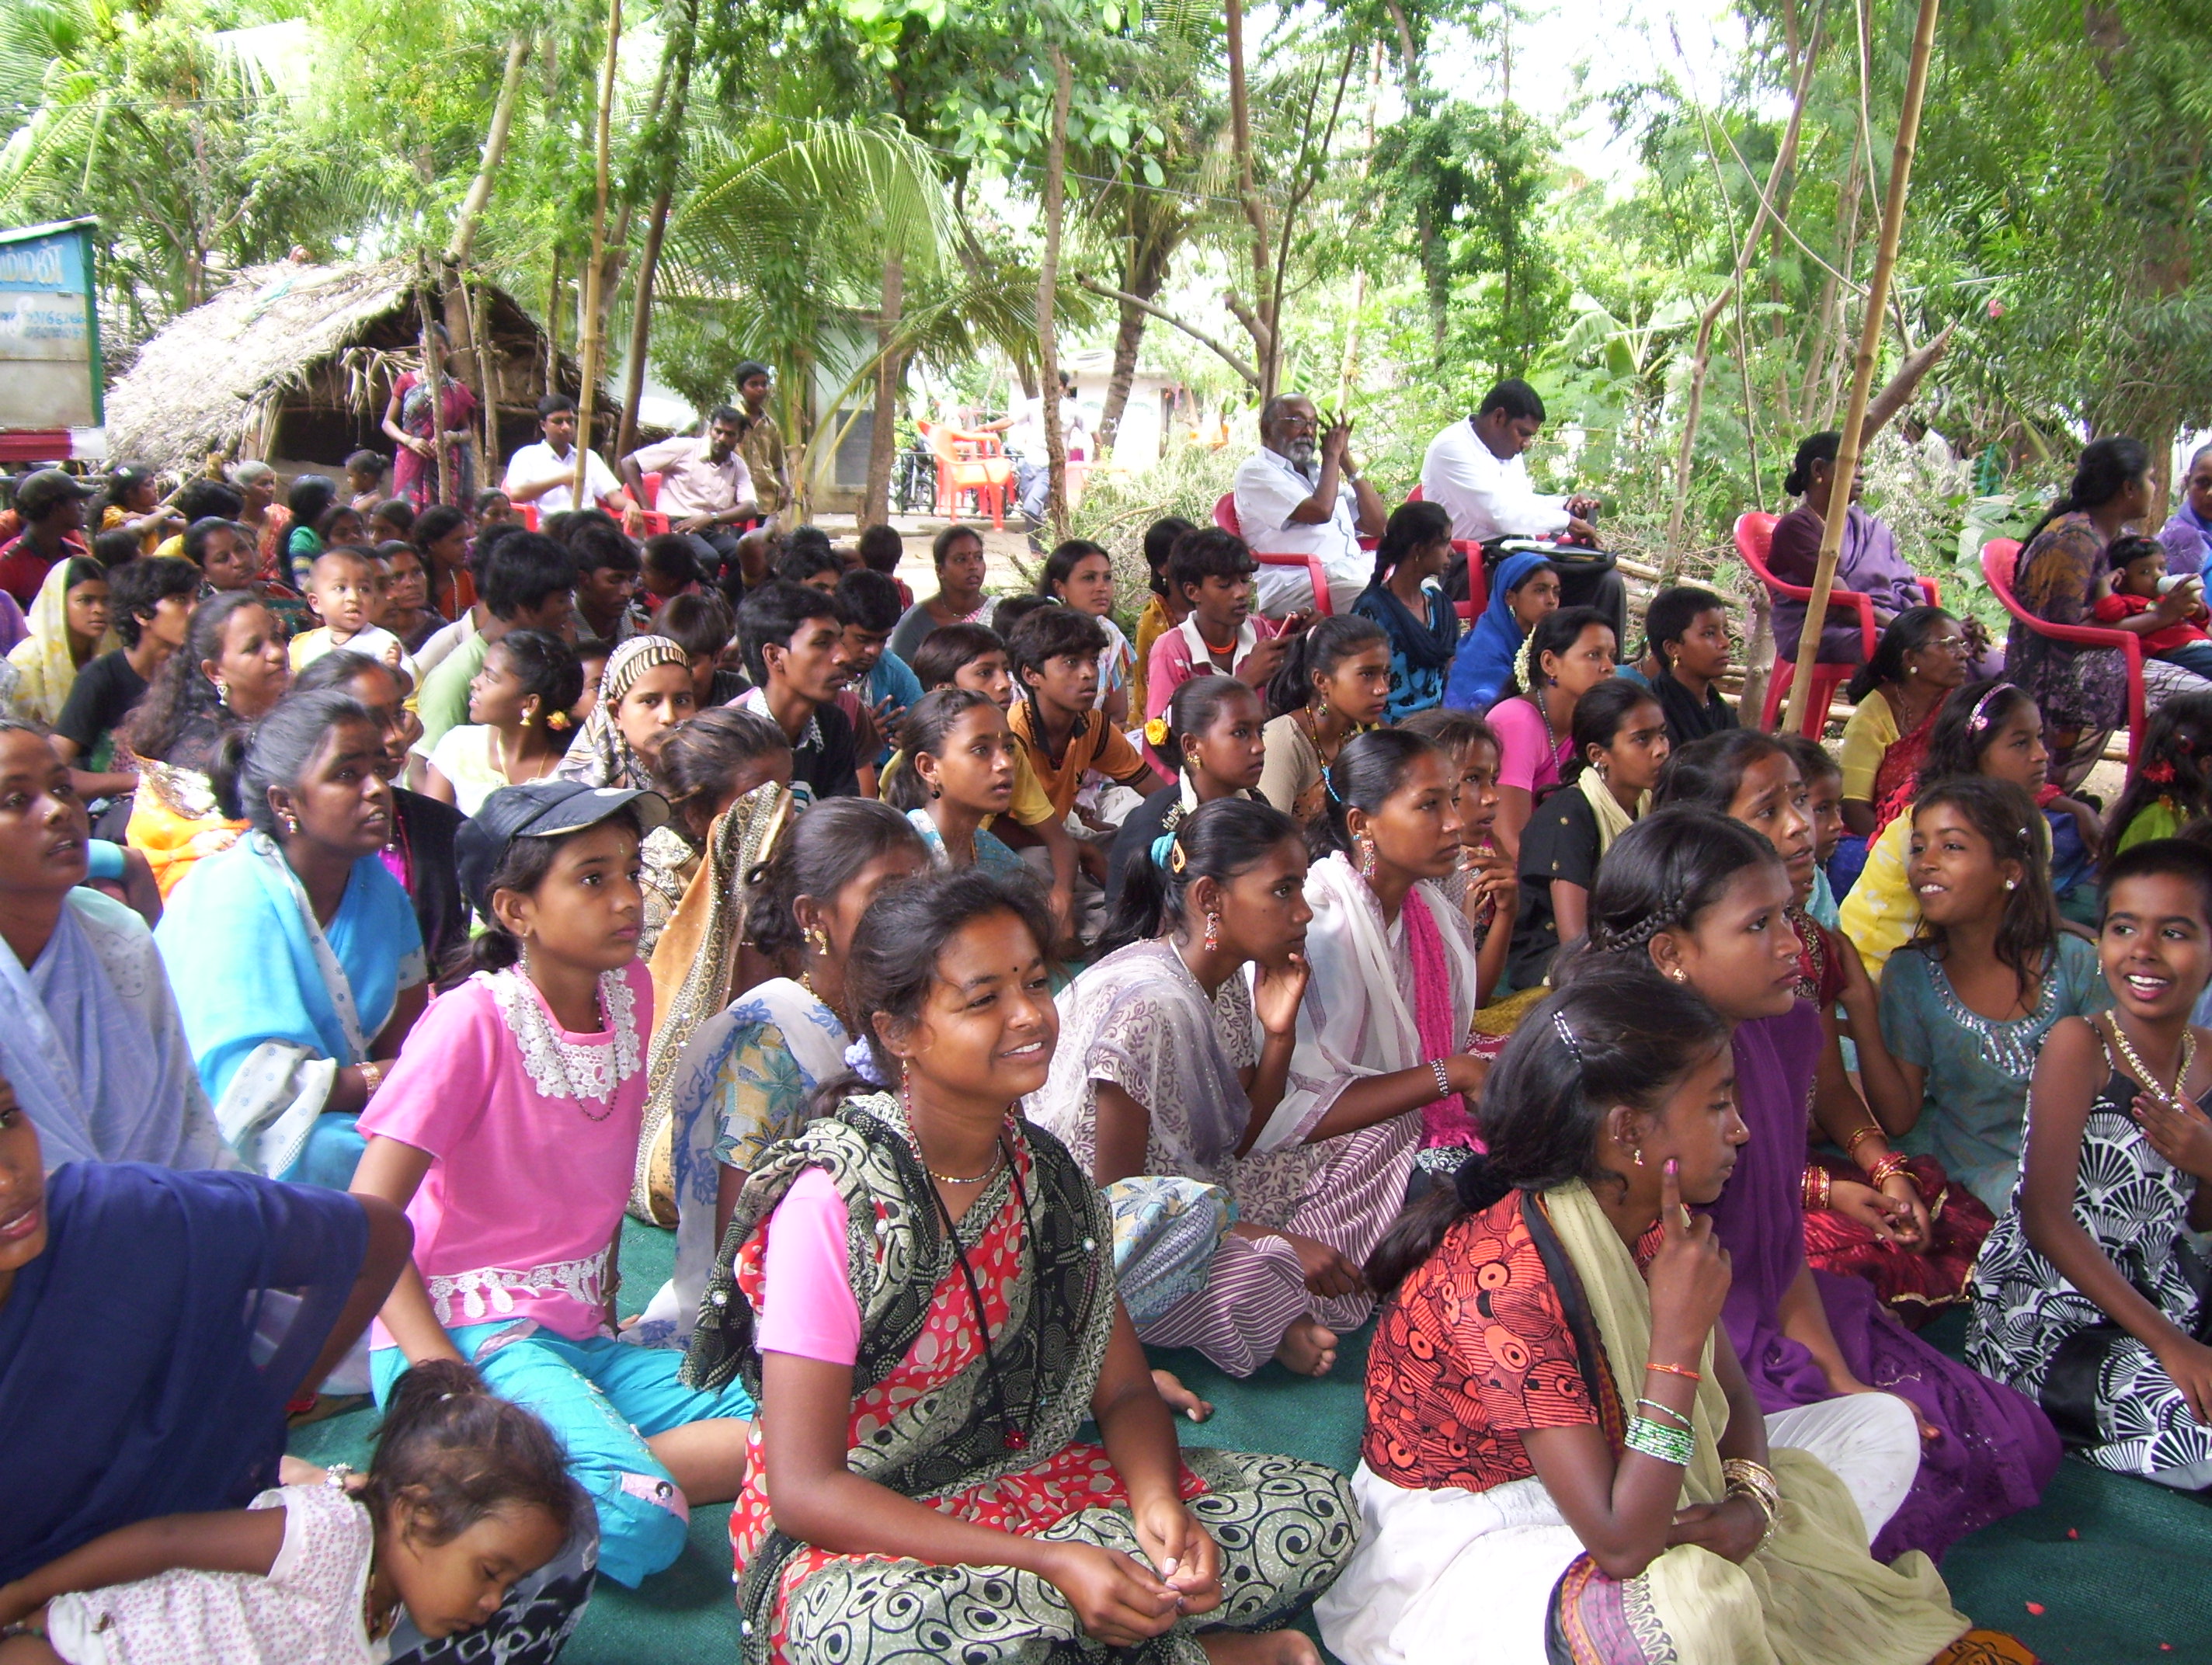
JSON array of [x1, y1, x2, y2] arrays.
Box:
[[843, 1037, 885, 1086], [1143, 715, 1170, 748], [2146, 761, 2177, 785], [545, 710, 571, 731]]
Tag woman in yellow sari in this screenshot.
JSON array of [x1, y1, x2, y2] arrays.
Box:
[[119, 592, 290, 896], [1320, 967, 2017, 1665]]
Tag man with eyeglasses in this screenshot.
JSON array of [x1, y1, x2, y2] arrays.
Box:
[[1229, 393, 1388, 617]]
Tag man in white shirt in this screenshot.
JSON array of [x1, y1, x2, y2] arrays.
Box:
[[983, 371, 1087, 523], [620, 404, 757, 575], [502, 393, 636, 520], [1421, 377, 1622, 638], [1230, 394, 1387, 617]]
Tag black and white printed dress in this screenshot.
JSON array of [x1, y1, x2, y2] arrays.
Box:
[[1967, 1067, 2212, 1484]]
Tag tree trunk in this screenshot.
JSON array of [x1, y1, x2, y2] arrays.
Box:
[[614, 0, 697, 461], [1097, 238, 1170, 457], [544, 248, 562, 396], [1037, 49, 1075, 540], [1224, 0, 1277, 401], [417, 259, 454, 507], [864, 251, 906, 527], [573, 0, 622, 505], [443, 35, 530, 271], [464, 275, 499, 470]]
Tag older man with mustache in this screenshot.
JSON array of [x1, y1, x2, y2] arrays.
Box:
[[1230, 395, 1388, 618]]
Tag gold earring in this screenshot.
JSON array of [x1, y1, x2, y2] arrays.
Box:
[[1203, 911, 1221, 952], [1668, 968, 1687, 983], [1633, 1147, 1646, 1167], [281, 813, 299, 836], [806, 924, 830, 954]]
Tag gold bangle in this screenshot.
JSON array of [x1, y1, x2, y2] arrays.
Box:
[[1845, 1124, 1884, 1163], [1866, 1153, 1910, 1191], [358, 1059, 385, 1098]]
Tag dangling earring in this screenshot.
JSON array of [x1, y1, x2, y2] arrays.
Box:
[[1633, 1147, 1646, 1167], [1359, 837, 1377, 881], [806, 924, 830, 955], [929, 781, 942, 800], [280, 812, 299, 836], [1203, 911, 1221, 952], [1315, 692, 1329, 725], [214, 678, 231, 707], [1596, 759, 1610, 781]]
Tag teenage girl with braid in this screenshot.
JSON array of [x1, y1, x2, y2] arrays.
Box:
[[1572, 809, 2061, 1564]]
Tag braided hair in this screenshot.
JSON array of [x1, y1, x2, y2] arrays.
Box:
[[1563, 805, 1782, 967]]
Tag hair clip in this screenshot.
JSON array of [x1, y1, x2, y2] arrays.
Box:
[[1167, 839, 1189, 874], [1552, 1010, 1584, 1065], [1964, 685, 2007, 733], [842, 1036, 885, 1086], [1324, 772, 1343, 804]]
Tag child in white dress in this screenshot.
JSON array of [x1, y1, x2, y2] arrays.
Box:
[[0, 1360, 579, 1665]]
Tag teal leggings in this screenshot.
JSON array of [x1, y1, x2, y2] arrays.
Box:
[[373, 1323, 756, 1587]]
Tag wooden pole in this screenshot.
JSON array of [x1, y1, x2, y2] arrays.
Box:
[[416, 255, 454, 508], [573, 0, 622, 508], [1781, 0, 1940, 735], [1037, 47, 1074, 542]]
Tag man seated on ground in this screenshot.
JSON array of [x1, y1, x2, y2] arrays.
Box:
[[501, 393, 638, 520], [569, 519, 644, 648], [0, 469, 91, 610], [1230, 393, 1386, 617], [734, 579, 860, 805], [777, 527, 841, 593], [620, 404, 756, 582], [53, 554, 200, 799], [1421, 375, 1623, 637], [833, 568, 923, 775]]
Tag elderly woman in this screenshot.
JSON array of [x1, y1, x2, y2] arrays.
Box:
[[0, 718, 226, 1170], [2005, 436, 2212, 788], [228, 461, 292, 583], [155, 687, 426, 1187], [119, 593, 291, 896]]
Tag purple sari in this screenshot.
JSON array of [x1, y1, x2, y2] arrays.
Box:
[[1707, 1002, 2060, 1562]]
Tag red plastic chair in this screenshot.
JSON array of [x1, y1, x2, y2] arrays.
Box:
[[1734, 512, 1939, 734], [1212, 494, 1334, 616], [920, 420, 1010, 529], [1981, 537, 2145, 770]]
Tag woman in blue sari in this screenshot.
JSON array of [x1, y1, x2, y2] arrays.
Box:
[[158, 689, 426, 1187], [0, 719, 226, 1171], [1444, 549, 1561, 711]]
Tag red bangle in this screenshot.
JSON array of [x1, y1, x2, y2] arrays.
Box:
[[1802, 1164, 1832, 1211], [1866, 1153, 1910, 1191], [1645, 1360, 1702, 1383]]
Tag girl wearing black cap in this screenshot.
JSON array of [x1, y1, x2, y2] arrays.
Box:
[[349, 779, 758, 1592]]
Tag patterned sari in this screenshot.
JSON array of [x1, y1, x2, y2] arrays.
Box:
[[683, 1094, 1357, 1665]]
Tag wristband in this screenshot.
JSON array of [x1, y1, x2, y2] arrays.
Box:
[[85, 839, 126, 881], [1430, 1058, 1452, 1098]]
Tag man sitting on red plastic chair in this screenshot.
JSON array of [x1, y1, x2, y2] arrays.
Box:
[[621, 403, 759, 586], [501, 393, 639, 527], [1421, 377, 1622, 645], [1231, 394, 1386, 618]]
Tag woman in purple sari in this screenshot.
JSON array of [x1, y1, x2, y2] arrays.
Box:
[[1769, 433, 1942, 666], [1573, 808, 2061, 1562]]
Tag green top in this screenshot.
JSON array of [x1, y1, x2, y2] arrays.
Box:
[[414, 630, 488, 753], [2116, 796, 2183, 856]]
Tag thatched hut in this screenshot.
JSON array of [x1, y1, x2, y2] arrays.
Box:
[[103, 259, 614, 478]]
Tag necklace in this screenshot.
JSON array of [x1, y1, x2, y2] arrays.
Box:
[[489, 965, 640, 1118], [1532, 689, 1563, 770], [925, 1147, 1004, 1186], [2102, 1011, 2199, 1111]]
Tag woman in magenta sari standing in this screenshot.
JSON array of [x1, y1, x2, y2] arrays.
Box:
[[381, 334, 479, 512]]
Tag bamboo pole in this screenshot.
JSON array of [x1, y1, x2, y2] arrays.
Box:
[[573, 0, 622, 509], [1037, 47, 1074, 542], [416, 255, 454, 508], [1781, 0, 1941, 734]]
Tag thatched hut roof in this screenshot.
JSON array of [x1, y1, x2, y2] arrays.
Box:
[[104, 259, 608, 476]]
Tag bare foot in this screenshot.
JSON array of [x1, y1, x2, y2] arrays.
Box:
[[1151, 1368, 1215, 1422], [1198, 1629, 1321, 1665], [1273, 1319, 1339, 1378]]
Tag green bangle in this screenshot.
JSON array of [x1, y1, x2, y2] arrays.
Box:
[[1624, 1416, 1696, 1467]]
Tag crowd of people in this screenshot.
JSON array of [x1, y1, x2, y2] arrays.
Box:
[[3, 377, 2211, 1665]]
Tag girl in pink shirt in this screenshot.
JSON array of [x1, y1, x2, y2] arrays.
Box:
[[1485, 604, 1616, 860], [350, 780, 756, 1590]]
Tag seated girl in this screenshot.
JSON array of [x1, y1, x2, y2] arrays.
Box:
[[350, 781, 757, 1589], [635, 707, 791, 962], [1484, 605, 1616, 860], [1970, 838, 2212, 1489], [1657, 731, 1991, 1326], [1258, 616, 1391, 824], [1634, 583, 1737, 746], [1351, 500, 1459, 721], [1840, 680, 2099, 978], [1316, 970, 1983, 1665], [2104, 690, 2212, 853], [1442, 548, 1559, 712], [1779, 734, 1846, 925], [1506, 678, 1668, 991], [885, 689, 1028, 874], [422, 629, 580, 815], [1836, 607, 1970, 850], [1399, 707, 1514, 999], [1277, 727, 1489, 1201], [648, 798, 927, 1347], [1106, 674, 1268, 910], [1881, 778, 2108, 1214], [1041, 797, 1439, 1378], [1577, 809, 2060, 1562], [680, 867, 1358, 1665], [0, 1361, 579, 1665], [554, 634, 698, 791]]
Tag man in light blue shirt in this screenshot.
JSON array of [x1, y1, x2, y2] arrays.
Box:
[[836, 568, 924, 765]]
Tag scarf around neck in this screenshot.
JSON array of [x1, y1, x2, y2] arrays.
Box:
[[1573, 764, 1643, 856]]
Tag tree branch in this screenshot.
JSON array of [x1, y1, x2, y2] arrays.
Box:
[[1075, 275, 1261, 387]]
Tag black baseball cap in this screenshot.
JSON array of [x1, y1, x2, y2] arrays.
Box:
[[455, 780, 669, 921], [14, 469, 94, 518]]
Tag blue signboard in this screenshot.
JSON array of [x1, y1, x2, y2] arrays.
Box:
[[0, 218, 103, 434]]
